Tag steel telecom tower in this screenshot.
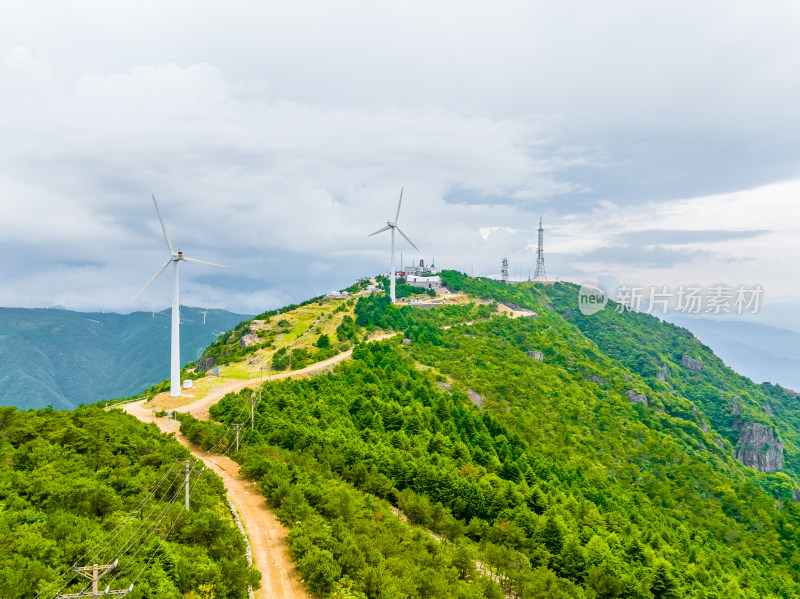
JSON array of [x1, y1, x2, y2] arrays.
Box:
[[501, 258, 509, 282], [533, 217, 547, 281]]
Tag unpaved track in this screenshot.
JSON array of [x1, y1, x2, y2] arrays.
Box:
[[120, 331, 397, 599], [123, 410, 308, 599], [132, 331, 398, 421]]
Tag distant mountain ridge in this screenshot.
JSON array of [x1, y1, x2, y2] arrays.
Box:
[[665, 315, 800, 392], [0, 306, 249, 409]]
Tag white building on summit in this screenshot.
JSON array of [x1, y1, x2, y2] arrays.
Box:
[[403, 258, 438, 277], [405, 275, 442, 290]]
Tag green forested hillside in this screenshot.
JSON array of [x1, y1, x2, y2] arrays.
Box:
[[179, 277, 800, 599], [0, 405, 259, 598], [0, 307, 248, 410]]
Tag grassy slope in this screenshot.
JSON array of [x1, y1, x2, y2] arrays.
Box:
[[195, 296, 358, 377]]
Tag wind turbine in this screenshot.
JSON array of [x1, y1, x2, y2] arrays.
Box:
[[369, 188, 418, 304], [134, 195, 229, 397]]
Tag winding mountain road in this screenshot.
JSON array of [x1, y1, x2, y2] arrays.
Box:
[[121, 332, 397, 598]]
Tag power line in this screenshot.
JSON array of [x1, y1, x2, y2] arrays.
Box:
[[56, 561, 132, 599], [105, 460, 207, 592], [38, 465, 179, 599], [51, 472, 185, 598]]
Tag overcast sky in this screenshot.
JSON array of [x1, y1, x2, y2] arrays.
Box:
[[1, 0, 799, 317]]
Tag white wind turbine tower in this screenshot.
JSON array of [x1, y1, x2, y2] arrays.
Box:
[[369, 188, 419, 304], [134, 195, 230, 397]]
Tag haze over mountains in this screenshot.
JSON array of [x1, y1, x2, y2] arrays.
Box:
[[0, 306, 248, 410], [667, 315, 800, 393]]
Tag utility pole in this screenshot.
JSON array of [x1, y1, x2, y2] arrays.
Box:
[[58, 560, 133, 598], [178, 460, 199, 510], [233, 423, 243, 452]]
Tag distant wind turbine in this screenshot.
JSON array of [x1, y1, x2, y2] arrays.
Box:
[[134, 195, 230, 397], [369, 188, 418, 304]]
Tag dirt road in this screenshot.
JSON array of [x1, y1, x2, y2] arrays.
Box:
[[125, 410, 308, 599], [120, 331, 397, 599], [131, 331, 398, 421]]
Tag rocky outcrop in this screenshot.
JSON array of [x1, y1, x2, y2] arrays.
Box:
[[656, 365, 668, 383], [682, 355, 703, 371], [589, 375, 605, 386], [626, 390, 649, 407], [468, 390, 482, 408], [197, 356, 216, 372], [735, 422, 783, 472], [501, 302, 537, 317], [527, 350, 544, 361], [730, 396, 743, 416], [240, 333, 259, 348]]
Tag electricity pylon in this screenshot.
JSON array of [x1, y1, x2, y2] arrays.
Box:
[[532, 217, 547, 281]]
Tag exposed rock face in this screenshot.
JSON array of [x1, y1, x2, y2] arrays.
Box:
[[468, 390, 482, 408], [701, 423, 709, 433], [730, 396, 743, 416], [794, 489, 800, 503], [197, 356, 216, 372], [240, 333, 259, 348], [763, 404, 773, 415], [501, 302, 537, 318], [402, 338, 412, 345], [626, 390, 649, 407], [527, 350, 544, 361], [682, 355, 704, 371], [735, 422, 783, 472], [656, 365, 668, 383], [589, 375, 605, 386], [436, 382, 452, 392], [714, 439, 725, 449]]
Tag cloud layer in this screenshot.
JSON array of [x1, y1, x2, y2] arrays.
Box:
[[1, 1, 798, 313]]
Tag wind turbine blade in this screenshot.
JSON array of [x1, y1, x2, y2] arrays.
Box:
[[151, 194, 174, 253], [394, 187, 403, 224], [368, 225, 391, 237], [395, 226, 419, 251], [132, 258, 172, 302], [181, 256, 231, 269]]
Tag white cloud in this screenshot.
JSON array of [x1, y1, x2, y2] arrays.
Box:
[[1, 1, 799, 316], [555, 179, 800, 299], [0, 60, 571, 311]]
